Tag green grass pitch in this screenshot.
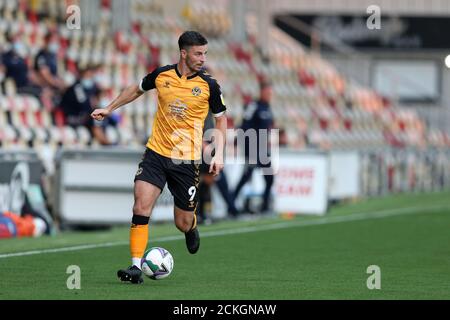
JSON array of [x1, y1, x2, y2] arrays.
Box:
[[0, 191, 449, 300]]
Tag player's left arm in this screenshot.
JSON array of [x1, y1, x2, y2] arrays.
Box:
[[210, 114, 227, 176], [208, 79, 227, 176]]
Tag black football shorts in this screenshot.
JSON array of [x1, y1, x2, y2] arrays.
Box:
[[134, 148, 200, 212]]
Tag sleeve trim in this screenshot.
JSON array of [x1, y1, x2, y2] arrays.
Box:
[[212, 110, 226, 118], [138, 79, 145, 92]]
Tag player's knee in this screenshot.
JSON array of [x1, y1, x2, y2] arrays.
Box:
[[133, 201, 151, 216], [175, 215, 193, 233]]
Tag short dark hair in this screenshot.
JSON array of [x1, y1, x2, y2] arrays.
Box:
[[78, 64, 97, 76], [44, 32, 56, 43], [178, 31, 208, 50], [259, 79, 272, 91]]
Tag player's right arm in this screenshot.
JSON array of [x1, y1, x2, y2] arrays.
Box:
[[91, 84, 143, 121], [91, 68, 159, 121]]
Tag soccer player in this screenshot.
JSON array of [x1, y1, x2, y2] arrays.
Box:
[[91, 31, 227, 284]]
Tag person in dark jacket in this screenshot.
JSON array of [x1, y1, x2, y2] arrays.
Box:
[[60, 66, 112, 145], [232, 80, 275, 213]]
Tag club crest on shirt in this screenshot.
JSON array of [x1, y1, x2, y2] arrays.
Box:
[[192, 86, 202, 96]]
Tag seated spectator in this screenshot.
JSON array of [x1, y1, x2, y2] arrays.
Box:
[[1, 33, 44, 98], [60, 66, 115, 145], [34, 32, 66, 98], [60, 66, 94, 126]]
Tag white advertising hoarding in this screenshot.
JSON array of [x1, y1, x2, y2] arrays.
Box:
[[57, 151, 174, 225], [274, 152, 329, 215], [328, 151, 361, 200], [57, 149, 331, 225], [216, 152, 329, 216]]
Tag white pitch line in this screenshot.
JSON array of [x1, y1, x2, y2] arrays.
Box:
[[0, 241, 128, 259], [0, 204, 447, 259]]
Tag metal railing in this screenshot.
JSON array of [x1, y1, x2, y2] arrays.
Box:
[[360, 147, 450, 196]]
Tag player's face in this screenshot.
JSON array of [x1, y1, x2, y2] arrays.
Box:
[[261, 86, 273, 103], [184, 45, 208, 72]]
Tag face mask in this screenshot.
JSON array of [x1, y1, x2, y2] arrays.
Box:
[[94, 74, 109, 87], [99, 98, 109, 108], [94, 74, 104, 83], [48, 42, 59, 54], [13, 41, 27, 58], [81, 78, 94, 89]]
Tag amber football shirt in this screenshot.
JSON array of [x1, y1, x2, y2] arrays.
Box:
[[139, 64, 226, 160]]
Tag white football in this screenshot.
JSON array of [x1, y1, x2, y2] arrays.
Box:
[[141, 247, 174, 280]]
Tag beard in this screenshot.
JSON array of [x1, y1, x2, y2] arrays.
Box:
[[186, 58, 203, 72]]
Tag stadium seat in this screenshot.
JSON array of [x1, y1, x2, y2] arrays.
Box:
[[76, 126, 92, 147], [0, 0, 444, 152]]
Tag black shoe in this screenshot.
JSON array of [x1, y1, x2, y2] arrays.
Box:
[[185, 227, 200, 254], [260, 202, 271, 214], [229, 204, 239, 216], [117, 265, 143, 284]]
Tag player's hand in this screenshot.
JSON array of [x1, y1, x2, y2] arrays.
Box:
[[209, 156, 224, 177], [91, 108, 111, 121], [202, 142, 214, 159]]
